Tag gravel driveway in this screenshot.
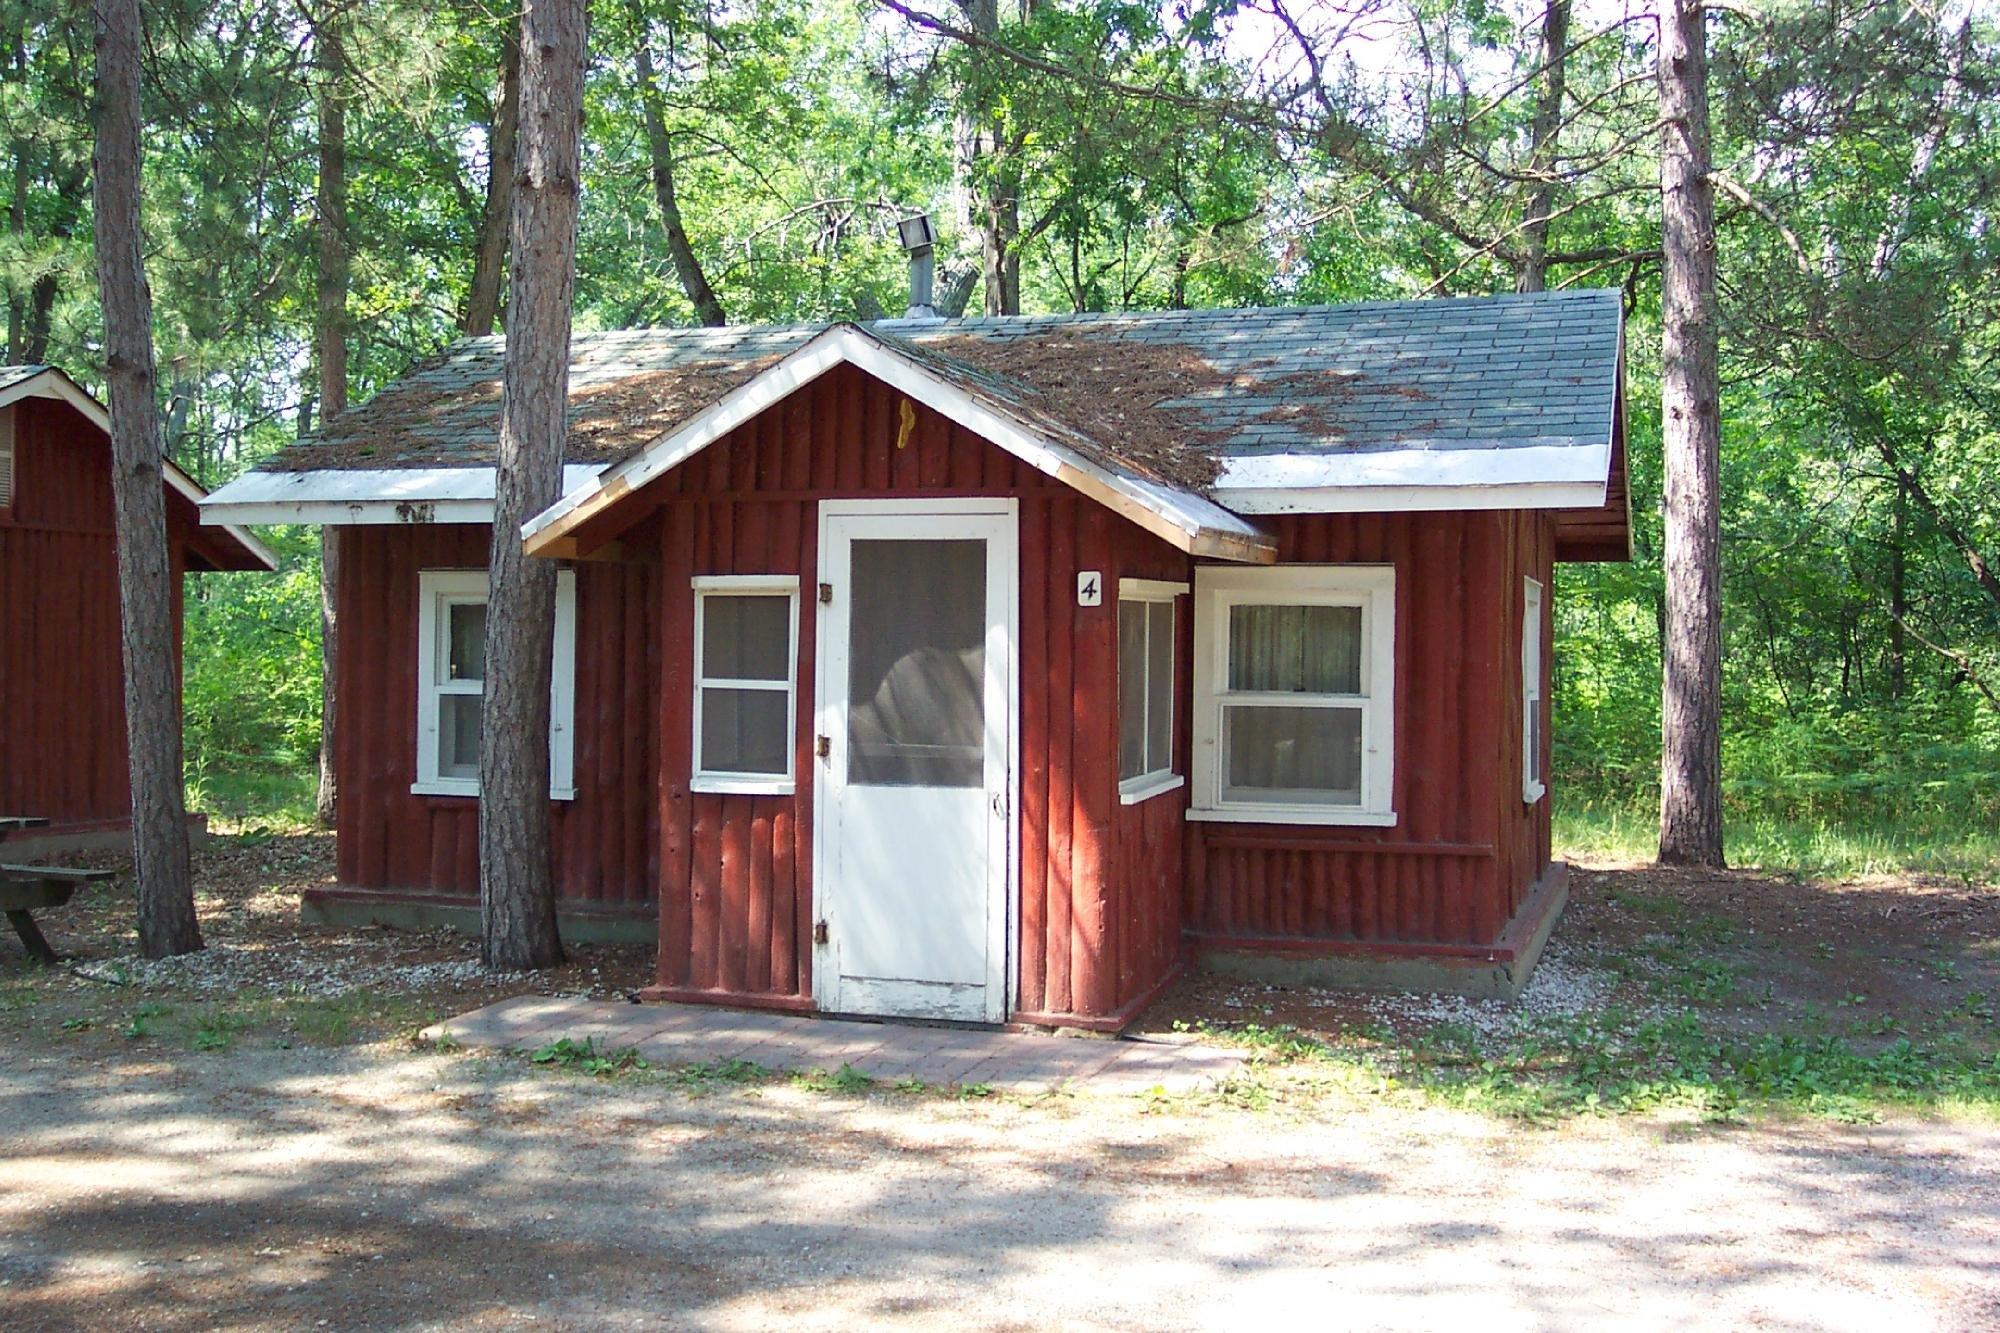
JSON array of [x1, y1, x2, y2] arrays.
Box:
[[3, 1044, 1995, 1330]]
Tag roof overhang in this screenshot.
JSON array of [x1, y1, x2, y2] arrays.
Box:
[[200, 463, 609, 527], [521, 324, 1276, 564], [1212, 442, 1612, 514], [0, 368, 277, 572]]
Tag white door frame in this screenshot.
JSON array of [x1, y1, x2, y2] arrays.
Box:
[[811, 497, 1019, 1022]]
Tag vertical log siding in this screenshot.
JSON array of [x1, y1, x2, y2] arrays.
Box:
[[642, 366, 1188, 1023], [0, 398, 204, 828], [1183, 509, 1555, 954], [326, 366, 1557, 1024], [331, 521, 661, 912]]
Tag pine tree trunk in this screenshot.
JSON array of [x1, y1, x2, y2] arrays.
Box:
[[464, 31, 520, 337], [632, 19, 725, 327], [1516, 0, 1570, 294], [1656, 0, 1725, 867], [480, 0, 585, 971], [1889, 477, 1907, 700], [315, 14, 349, 829], [93, 0, 200, 957]]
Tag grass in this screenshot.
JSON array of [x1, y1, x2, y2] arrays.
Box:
[[185, 763, 320, 831], [1180, 882, 2000, 1124], [1184, 1014, 2000, 1125], [1556, 797, 2000, 884]]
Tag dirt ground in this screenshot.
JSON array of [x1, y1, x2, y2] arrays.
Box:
[[3, 1039, 1997, 1330], [3, 834, 1999, 1328], [1137, 861, 2000, 1050]]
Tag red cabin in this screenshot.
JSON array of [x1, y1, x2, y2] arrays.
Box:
[[0, 366, 275, 847], [203, 292, 1629, 1026]]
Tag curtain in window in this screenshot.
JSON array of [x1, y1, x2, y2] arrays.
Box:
[[1227, 604, 1361, 694]]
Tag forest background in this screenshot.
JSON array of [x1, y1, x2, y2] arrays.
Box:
[[5, 0, 1996, 878]]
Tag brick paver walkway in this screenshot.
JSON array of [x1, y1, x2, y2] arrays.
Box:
[[422, 996, 1246, 1095]]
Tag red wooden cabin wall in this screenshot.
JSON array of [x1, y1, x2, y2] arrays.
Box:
[[639, 365, 1187, 1023], [331, 522, 660, 914], [0, 398, 192, 827], [1182, 509, 1555, 956], [322, 365, 1562, 1021]]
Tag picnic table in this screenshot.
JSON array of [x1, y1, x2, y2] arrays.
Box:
[[1, 863, 112, 964]]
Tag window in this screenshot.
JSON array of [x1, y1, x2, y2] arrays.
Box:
[[1522, 577, 1546, 804], [1189, 565, 1396, 826], [1118, 579, 1186, 803], [693, 576, 799, 794], [413, 569, 577, 799], [0, 406, 15, 511]]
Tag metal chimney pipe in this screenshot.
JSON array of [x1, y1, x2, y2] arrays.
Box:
[[897, 213, 939, 320]]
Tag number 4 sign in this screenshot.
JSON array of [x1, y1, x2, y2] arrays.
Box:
[[1076, 571, 1102, 607]]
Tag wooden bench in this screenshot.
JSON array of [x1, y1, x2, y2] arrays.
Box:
[[0, 864, 114, 964], [0, 816, 52, 838]]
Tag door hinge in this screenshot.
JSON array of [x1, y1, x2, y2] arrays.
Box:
[[813, 919, 829, 945], [818, 582, 833, 604], [816, 734, 831, 759]]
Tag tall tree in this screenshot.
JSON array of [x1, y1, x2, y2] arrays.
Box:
[[630, 4, 727, 326], [314, 4, 349, 828], [479, 0, 587, 971], [93, 0, 200, 956], [464, 29, 521, 337], [1516, 0, 1572, 294], [1656, 0, 1725, 866]]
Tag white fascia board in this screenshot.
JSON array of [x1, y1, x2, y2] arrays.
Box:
[[1221, 482, 1609, 514], [523, 324, 1275, 563], [1214, 442, 1611, 515], [200, 463, 606, 527], [0, 367, 277, 569], [1217, 441, 1611, 491]]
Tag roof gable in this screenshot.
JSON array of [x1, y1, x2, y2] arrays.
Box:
[[0, 366, 276, 572], [521, 325, 1276, 563]]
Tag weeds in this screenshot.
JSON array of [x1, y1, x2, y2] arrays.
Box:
[[125, 1002, 171, 1041], [672, 1058, 764, 1088], [529, 1036, 650, 1077], [191, 1009, 251, 1052], [793, 1063, 874, 1094]]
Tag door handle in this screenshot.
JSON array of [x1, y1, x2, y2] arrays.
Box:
[[990, 790, 1006, 819]]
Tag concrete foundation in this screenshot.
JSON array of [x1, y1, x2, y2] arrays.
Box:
[[301, 888, 655, 947], [1199, 862, 1570, 1001], [1, 813, 209, 860]]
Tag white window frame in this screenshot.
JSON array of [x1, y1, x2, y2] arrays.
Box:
[[691, 574, 800, 795], [1189, 564, 1397, 827], [1117, 578, 1188, 804], [412, 568, 577, 800], [1522, 576, 1547, 805], [0, 405, 15, 511]]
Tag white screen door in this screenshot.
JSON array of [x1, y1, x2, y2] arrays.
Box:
[[815, 500, 1016, 1022]]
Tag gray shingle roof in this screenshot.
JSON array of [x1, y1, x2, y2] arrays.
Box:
[[0, 365, 53, 394], [258, 289, 1621, 482]]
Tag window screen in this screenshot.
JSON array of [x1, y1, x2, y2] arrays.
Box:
[[1523, 578, 1546, 800], [0, 406, 15, 510], [1118, 596, 1177, 786], [844, 539, 986, 788], [1218, 601, 1366, 805], [695, 588, 797, 783]]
